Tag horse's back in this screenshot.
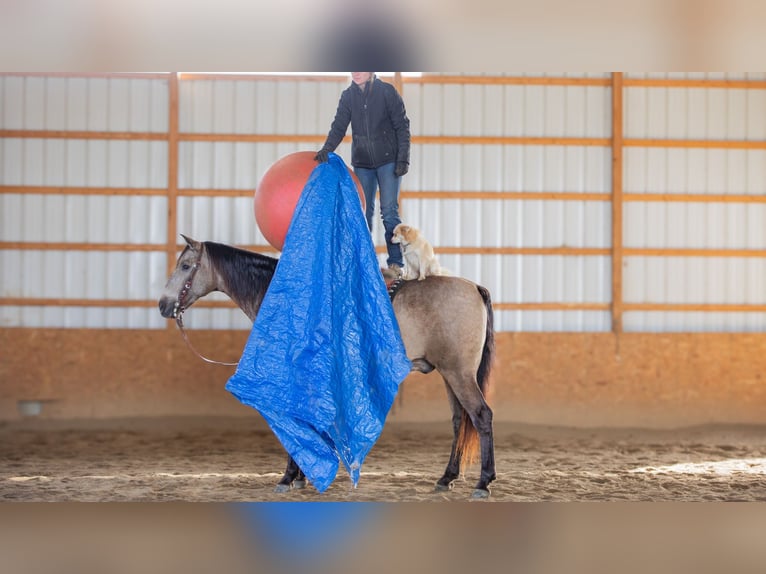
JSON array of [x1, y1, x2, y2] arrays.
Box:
[[392, 276, 488, 371]]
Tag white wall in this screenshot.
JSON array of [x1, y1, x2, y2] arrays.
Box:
[[2, 73, 764, 332]]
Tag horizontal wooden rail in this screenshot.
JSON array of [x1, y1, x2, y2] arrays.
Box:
[[625, 138, 766, 150], [0, 242, 165, 252], [3, 243, 761, 260], [179, 133, 327, 143], [0, 186, 167, 196], [0, 298, 158, 308], [493, 302, 610, 311], [400, 191, 610, 201], [409, 75, 611, 87], [8, 298, 763, 314], [0, 130, 167, 141], [10, 130, 762, 150], [1, 72, 171, 80], [0, 242, 275, 254], [624, 78, 766, 90], [434, 247, 610, 256], [414, 135, 609, 146], [174, 74, 613, 87], [624, 193, 766, 204], [624, 248, 765, 258], [7, 73, 765, 90], [178, 73, 347, 82], [3, 187, 763, 205], [0, 297, 607, 313], [175, 133, 610, 146], [624, 303, 766, 312], [6, 186, 763, 205], [176, 189, 253, 197]]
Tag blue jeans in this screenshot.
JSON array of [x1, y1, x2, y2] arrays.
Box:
[[354, 162, 403, 268]]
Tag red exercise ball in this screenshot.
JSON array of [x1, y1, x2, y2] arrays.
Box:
[[254, 151, 365, 251]]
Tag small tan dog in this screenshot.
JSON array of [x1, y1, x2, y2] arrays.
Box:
[[392, 223, 443, 281]]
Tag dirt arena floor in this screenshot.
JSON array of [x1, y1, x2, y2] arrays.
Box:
[[2, 416, 766, 502]]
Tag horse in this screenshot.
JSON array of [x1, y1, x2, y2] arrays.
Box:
[[158, 235, 496, 498]]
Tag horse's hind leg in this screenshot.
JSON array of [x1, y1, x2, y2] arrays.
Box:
[[435, 385, 464, 492], [470, 400, 496, 498], [274, 455, 307, 493], [444, 370, 496, 498]]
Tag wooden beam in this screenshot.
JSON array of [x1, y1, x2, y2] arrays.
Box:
[[410, 75, 611, 87], [493, 302, 610, 311], [166, 73, 180, 330], [624, 193, 766, 204], [7, 187, 763, 205], [624, 303, 766, 313], [625, 138, 766, 150], [624, 77, 766, 90], [179, 133, 329, 143], [178, 73, 348, 82], [611, 72, 625, 335], [0, 72, 169, 80], [399, 191, 610, 201], [624, 248, 766, 258], [0, 130, 167, 141], [0, 242, 164, 251], [434, 247, 610, 256], [0, 186, 166, 196], [414, 135, 609, 147]]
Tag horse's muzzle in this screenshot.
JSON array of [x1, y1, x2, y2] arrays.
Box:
[[158, 297, 176, 318]]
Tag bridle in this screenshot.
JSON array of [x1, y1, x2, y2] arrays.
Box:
[[172, 251, 238, 367]]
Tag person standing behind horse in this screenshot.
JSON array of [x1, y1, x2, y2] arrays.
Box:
[[314, 72, 411, 276]]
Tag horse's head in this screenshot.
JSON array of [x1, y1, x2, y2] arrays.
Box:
[[158, 235, 217, 319]]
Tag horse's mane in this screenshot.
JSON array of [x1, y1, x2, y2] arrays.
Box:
[[203, 241, 278, 303]]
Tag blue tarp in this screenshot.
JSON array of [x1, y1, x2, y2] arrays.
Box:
[[225, 153, 411, 492]]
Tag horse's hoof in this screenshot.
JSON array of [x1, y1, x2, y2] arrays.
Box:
[[434, 482, 453, 492], [273, 483, 291, 494], [292, 479, 307, 490], [471, 488, 490, 499]]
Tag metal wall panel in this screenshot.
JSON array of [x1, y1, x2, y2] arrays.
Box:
[[407, 83, 611, 139], [1, 75, 170, 329], [179, 78, 348, 135], [1, 76, 168, 131], [625, 86, 766, 140], [623, 78, 766, 332], [4, 73, 763, 333]]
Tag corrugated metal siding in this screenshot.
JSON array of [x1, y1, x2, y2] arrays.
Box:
[[3, 73, 764, 333], [623, 74, 766, 332], [1, 76, 168, 131], [1, 75, 170, 329], [405, 80, 612, 332]]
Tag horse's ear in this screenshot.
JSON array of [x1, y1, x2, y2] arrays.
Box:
[[181, 234, 202, 251]]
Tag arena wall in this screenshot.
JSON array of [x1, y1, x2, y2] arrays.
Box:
[[2, 328, 764, 428]]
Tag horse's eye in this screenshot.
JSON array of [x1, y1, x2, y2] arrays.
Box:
[[181, 263, 191, 271]]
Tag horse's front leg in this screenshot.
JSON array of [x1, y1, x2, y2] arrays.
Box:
[[274, 455, 307, 493]]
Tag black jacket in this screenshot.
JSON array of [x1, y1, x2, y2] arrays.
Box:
[[321, 77, 410, 169]]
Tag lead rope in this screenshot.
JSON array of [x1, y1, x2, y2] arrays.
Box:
[[172, 257, 239, 367], [175, 312, 239, 366]]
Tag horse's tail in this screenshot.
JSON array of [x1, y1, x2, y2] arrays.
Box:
[[457, 284, 495, 467]]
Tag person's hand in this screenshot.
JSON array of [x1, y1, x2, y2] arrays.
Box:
[[314, 149, 330, 163], [394, 161, 409, 177]]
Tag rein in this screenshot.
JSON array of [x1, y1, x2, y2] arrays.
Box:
[[173, 255, 239, 367]]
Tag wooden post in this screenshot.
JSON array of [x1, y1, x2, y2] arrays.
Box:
[[611, 72, 624, 336], [166, 72, 180, 330]]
